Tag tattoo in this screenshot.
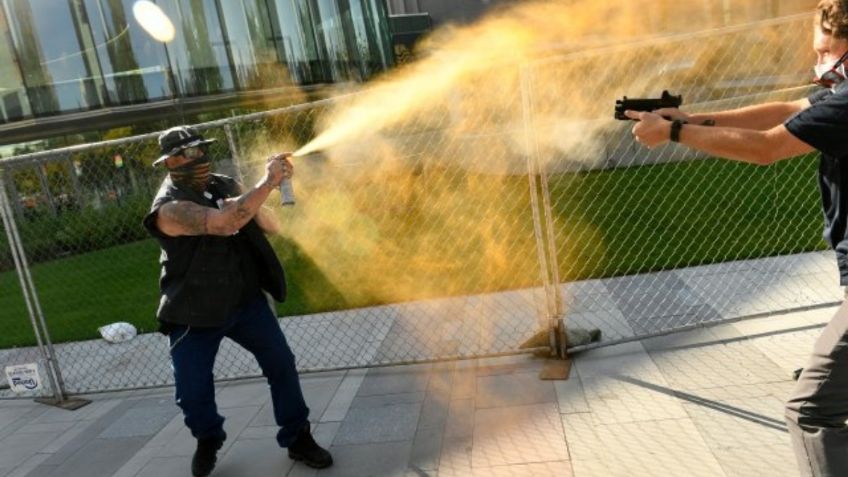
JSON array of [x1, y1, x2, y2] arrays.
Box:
[[165, 202, 208, 235], [235, 194, 252, 222]]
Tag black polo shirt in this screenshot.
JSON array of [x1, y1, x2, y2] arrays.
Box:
[[143, 174, 283, 331], [785, 84, 848, 284]]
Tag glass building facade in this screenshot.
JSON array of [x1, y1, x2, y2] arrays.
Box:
[[0, 0, 392, 124]]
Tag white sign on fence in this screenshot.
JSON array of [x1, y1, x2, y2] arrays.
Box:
[[4, 363, 42, 393]]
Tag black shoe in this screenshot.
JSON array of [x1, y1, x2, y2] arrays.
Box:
[[288, 422, 333, 469], [192, 436, 225, 477]]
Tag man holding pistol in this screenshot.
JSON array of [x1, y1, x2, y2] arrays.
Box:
[[142, 126, 332, 476], [627, 2, 848, 475]]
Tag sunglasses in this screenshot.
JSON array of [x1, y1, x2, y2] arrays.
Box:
[[181, 145, 207, 159]]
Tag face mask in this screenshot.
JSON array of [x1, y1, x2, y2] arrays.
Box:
[[169, 155, 211, 193], [814, 51, 848, 88]]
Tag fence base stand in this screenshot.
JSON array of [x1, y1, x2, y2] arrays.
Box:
[[537, 318, 572, 380], [539, 357, 572, 380], [34, 396, 91, 411], [537, 318, 604, 380]]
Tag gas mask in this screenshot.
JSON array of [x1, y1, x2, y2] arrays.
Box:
[[814, 51, 848, 88], [169, 147, 211, 193]]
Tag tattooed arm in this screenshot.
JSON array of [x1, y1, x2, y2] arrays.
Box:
[[156, 154, 292, 237]]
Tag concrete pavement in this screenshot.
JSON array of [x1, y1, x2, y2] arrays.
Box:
[[0, 303, 832, 476]]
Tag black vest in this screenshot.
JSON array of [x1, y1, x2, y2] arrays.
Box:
[[142, 174, 286, 328]]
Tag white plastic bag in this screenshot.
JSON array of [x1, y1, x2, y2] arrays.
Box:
[[98, 322, 137, 343]]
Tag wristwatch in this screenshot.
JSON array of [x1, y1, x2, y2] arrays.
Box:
[[670, 119, 685, 142]]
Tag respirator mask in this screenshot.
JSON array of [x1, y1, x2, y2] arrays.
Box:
[[814, 50, 848, 88]]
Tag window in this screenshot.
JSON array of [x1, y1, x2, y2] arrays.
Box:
[[345, 0, 392, 80], [268, 0, 328, 84], [311, 0, 352, 82], [4, 0, 104, 115], [83, 0, 173, 104], [0, 5, 28, 122], [157, 0, 235, 96], [217, 0, 287, 90]]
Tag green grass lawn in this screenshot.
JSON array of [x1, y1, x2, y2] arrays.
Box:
[[0, 156, 827, 348], [547, 156, 825, 280]]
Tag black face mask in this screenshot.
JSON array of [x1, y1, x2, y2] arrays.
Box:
[[169, 155, 211, 193]]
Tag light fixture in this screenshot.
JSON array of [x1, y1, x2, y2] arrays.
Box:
[[132, 1, 175, 43]]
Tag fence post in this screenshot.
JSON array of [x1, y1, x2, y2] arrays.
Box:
[[520, 65, 564, 357], [65, 153, 84, 207], [224, 124, 246, 183], [35, 163, 57, 216], [0, 170, 60, 400], [0, 170, 88, 409], [3, 170, 24, 217]]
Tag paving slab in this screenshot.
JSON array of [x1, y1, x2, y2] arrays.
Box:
[[572, 341, 665, 381], [577, 375, 689, 424], [318, 441, 414, 477], [711, 443, 798, 477], [3, 256, 841, 477], [472, 403, 568, 468], [333, 402, 422, 445], [475, 370, 556, 409], [320, 369, 367, 423], [215, 437, 295, 477], [648, 339, 790, 390], [409, 425, 443, 472], [356, 364, 432, 397], [471, 461, 573, 476], [554, 367, 590, 415], [562, 413, 727, 477], [682, 395, 789, 449]]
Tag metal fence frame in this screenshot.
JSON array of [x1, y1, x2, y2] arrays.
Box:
[[1, 12, 841, 400]]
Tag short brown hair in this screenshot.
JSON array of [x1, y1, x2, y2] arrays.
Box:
[[818, 0, 848, 38]]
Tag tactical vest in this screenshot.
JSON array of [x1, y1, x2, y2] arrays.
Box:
[[142, 174, 286, 328]]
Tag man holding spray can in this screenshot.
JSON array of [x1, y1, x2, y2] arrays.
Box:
[[627, 2, 848, 475], [142, 126, 332, 476]]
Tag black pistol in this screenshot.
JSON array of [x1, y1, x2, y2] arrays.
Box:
[[614, 90, 682, 120]]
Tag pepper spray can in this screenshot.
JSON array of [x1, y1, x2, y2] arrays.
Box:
[[280, 178, 295, 206]]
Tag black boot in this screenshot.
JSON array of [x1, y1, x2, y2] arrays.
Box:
[[192, 436, 225, 477], [288, 422, 333, 469]]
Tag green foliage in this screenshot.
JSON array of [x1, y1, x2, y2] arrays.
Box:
[[4, 192, 150, 268], [0, 156, 829, 349]]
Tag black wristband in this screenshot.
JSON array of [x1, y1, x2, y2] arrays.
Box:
[[670, 119, 684, 142]]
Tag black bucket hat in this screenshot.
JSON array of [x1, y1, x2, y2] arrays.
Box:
[[153, 126, 216, 166]]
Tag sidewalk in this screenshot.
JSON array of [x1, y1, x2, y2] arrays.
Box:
[[2, 250, 841, 397], [0, 303, 831, 477]]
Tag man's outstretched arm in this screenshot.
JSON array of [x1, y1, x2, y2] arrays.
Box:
[[655, 98, 810, 131], [156, 155, 290, 237], [625, 110, 815, 165]]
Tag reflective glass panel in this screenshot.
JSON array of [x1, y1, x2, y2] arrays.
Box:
[[345, 0, 392, 79], [268, 0, 328, 84], [310, 0, 351, 81], [83, 0, 173, 104], [4, 0, 104, 115], [157, 0, 235, 96], [217, 0, 287, 90], [0, 6, 29, 122]]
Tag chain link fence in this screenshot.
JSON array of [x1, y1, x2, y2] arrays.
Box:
[[0, 173, 60, 399], [523, 13, 842, 349], [0, 13, 840, 399]]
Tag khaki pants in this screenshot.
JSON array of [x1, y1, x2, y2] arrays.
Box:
[[785, 299, 848, 476]]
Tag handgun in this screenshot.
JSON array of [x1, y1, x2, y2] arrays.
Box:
[[614, 90, 682, 120]]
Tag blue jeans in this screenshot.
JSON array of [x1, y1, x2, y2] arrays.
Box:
[[168, 296, 309, 447]]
